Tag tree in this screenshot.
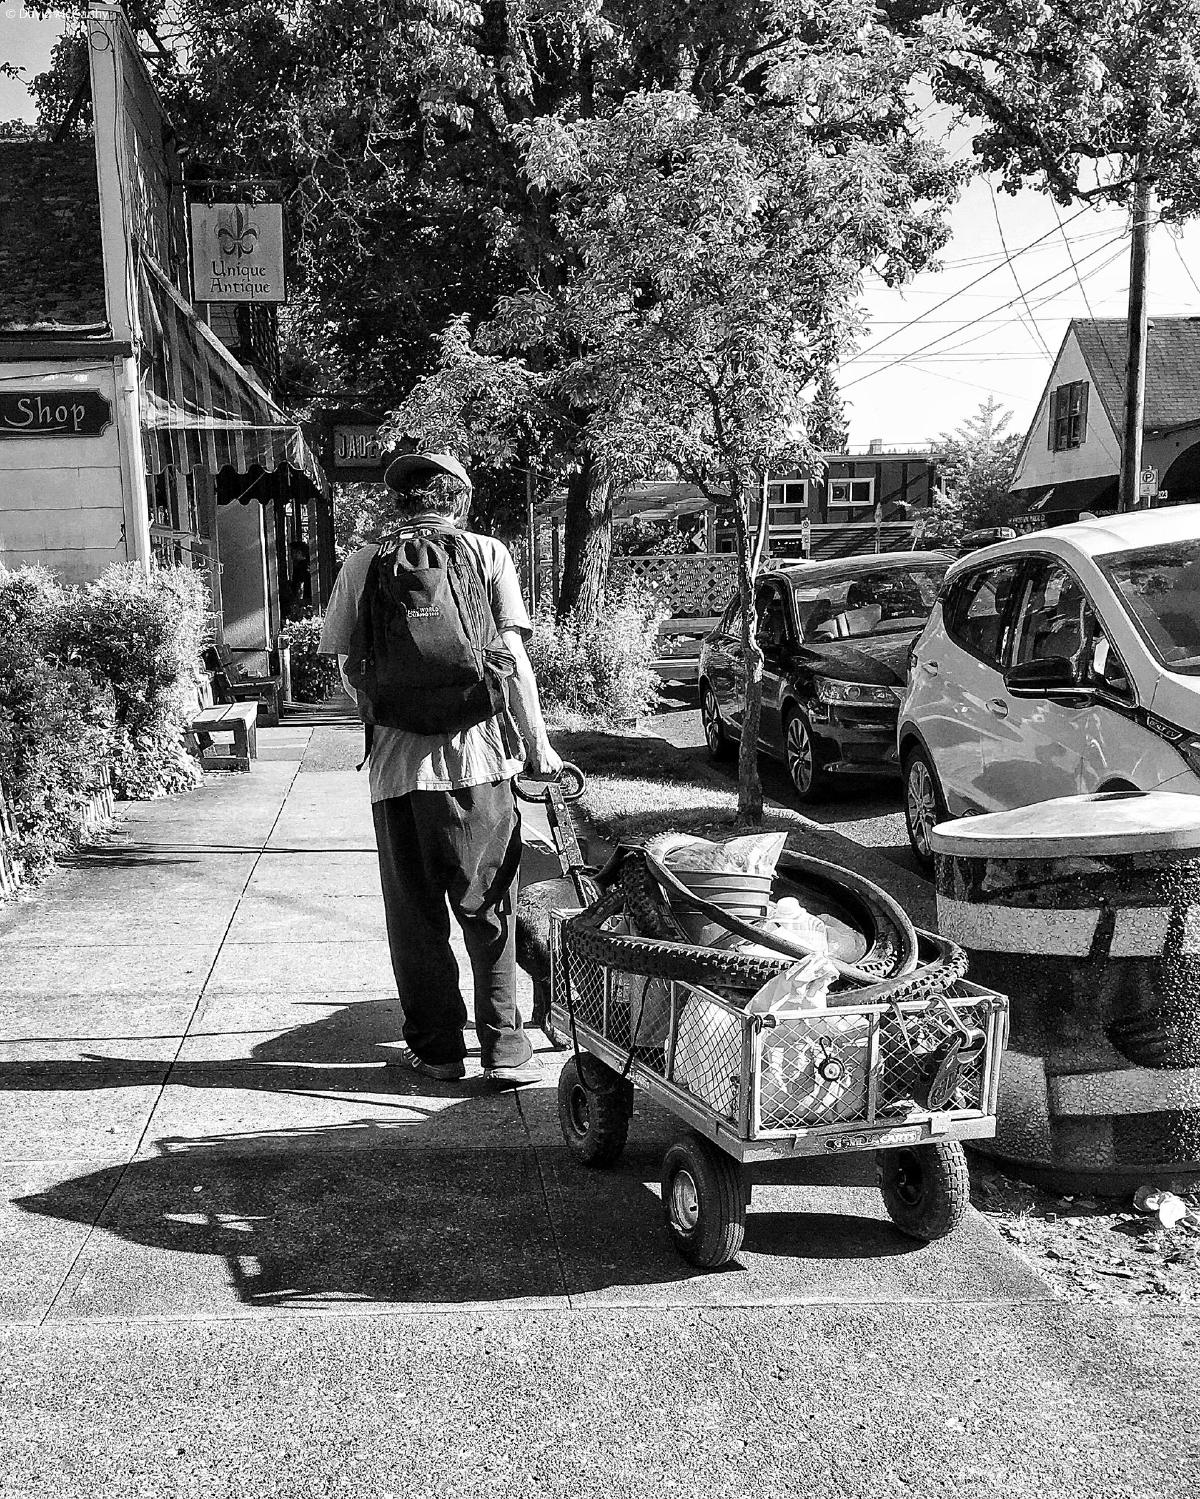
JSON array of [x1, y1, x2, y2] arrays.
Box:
[[929, 396, 1023, 538], [895, 0, 1200, 511], [507, 10, 959, 817], [41, 2, 917, 624], [808, 367, 851, 454]]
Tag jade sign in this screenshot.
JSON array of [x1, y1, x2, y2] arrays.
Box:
[[0, 390, 113, 438], [189, 202, 287, 303]]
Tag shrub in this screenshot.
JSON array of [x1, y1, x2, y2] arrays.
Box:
[[63, 564, 209, 798], [287, 616, 342, 702], [0, 568, 113, 880], [528, 579, 664, 725]]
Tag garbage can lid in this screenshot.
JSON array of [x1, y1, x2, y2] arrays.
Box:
[[930, 790, 1200, 859]]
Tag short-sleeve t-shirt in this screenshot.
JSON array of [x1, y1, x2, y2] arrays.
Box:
[[319, 520, 532, 801]]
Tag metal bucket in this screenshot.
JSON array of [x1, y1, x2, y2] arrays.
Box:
[[665, 869, 774, 946]]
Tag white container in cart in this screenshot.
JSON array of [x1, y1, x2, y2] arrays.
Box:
[[549, 905, 1009, 1269]]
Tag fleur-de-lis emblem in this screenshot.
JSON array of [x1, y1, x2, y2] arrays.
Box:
[[217, 205, 259, 258]]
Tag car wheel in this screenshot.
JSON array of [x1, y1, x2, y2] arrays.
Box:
[[700, 684, 734, 761], [784, 708, 828, 803], [903, 744, 946, 872]]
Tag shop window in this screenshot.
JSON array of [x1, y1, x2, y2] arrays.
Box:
[[1049, 381, 1089, 451]]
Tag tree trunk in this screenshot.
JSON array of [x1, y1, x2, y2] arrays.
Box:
[[729, 471, 764, 823], [558, 451, 613, 624]]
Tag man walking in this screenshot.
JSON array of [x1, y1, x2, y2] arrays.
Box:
[[320, 452, 560, 1083]]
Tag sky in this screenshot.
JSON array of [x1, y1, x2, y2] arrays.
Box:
[[5, 6, 1200, 452]]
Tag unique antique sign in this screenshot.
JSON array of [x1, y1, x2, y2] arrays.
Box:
[[0, 390, 113, 438], [189, 202, 287, 303], [332, 424, 383, 470]]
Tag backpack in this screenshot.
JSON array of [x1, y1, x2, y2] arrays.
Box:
[[343, 525, 515, 737]]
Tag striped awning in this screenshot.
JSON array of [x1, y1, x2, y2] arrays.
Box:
[[137, 257, 325, 494]]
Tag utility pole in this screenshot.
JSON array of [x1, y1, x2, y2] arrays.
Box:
[[1118, 175, 1152, 513]]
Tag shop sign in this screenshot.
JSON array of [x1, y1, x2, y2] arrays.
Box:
[[190, 202, 287, 303], [332, 424, 383, 469], [0, 390, 113, 438]]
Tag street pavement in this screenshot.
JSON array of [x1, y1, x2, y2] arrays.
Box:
[[0, 719, 1196, 1496]]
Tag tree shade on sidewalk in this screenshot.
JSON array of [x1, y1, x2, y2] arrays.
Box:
[[0, 722, 1194, 1495]]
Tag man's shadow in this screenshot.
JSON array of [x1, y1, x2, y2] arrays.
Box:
[[8, 1002, 918, 1311]]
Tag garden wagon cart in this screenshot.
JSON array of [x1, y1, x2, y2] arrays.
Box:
[[546, 860, 1009, 1270]]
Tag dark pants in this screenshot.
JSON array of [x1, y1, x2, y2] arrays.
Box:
[[372, 782, 531, 1070]]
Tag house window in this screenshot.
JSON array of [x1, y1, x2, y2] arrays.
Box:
[[766, 479, 809, 534], [827, 477, 875, 510], [717, 479, 809, 553], [1050, 381, 1089, 451]]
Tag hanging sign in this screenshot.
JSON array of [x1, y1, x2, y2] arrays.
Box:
[[189, 202, 286, 303], [332, 424, 383, 470], [0, 390, 113, 438]]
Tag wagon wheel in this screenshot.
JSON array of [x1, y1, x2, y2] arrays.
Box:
[[876, 1141, 970, 1241], [557, 1055, 633, 1168], [661, 1134, 747, 1269]]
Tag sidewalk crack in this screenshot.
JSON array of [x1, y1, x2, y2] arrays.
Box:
[[516, 1089, 575, 1311]]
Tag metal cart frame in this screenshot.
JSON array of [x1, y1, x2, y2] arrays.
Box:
[[549, 908, 1009, 1266]]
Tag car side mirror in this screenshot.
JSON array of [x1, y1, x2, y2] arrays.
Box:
[[1004, 656, 1092, 700]]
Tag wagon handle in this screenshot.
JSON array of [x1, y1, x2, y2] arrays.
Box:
[[513, 762, 585, 803]]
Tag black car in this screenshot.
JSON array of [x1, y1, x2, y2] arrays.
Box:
[[697, 552, 953, 801]]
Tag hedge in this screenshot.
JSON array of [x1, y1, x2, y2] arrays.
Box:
[[0, 562, 208, 884]]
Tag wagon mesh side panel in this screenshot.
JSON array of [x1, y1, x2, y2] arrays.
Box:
[[876, 1001, 988, 1118], [668, 986, 744, 1122], [552, 915, 605, 1032], [756, 1014, 874, 1131]]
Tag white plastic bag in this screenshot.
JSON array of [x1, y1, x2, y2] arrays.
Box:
[[747, 953, 839, 1017]]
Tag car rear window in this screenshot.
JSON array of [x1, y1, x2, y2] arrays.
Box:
[[1097, 538, 1200, 676], [791, 562, 946, 642]]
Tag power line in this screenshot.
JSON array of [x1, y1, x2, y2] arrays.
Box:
[[898, 362, 1033, 402], [989, 181, 1052, 359], [916, 244, 1129, 366], [854, 203, 1092, 361], [1052, 202, 1126, 390], [843, 233, 1127, 388], [1170, 232, 1200, 304]]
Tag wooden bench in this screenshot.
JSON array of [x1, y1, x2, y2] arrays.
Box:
[[202, 642, 283, 726], [186, 702, 259, 772], [651, 615, 719, 684]]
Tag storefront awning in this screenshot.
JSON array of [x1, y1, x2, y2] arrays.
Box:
[[137, 257, 326, 495]]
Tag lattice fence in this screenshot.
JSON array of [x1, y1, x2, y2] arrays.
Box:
[[610, 554, 737, 618]]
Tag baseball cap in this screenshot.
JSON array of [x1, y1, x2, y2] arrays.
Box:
[[383, 450, 473, 492]]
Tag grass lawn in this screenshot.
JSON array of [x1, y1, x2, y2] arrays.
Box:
[[553, 722, 834, 853]]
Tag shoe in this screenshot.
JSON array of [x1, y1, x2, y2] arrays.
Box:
[[393, 1046, 466, 1082], [483, 1058, 542, 1085]]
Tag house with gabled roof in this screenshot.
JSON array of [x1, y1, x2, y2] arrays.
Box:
[[1009, 317, 1200, 523]]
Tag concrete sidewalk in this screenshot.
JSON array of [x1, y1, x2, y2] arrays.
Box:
[[0, 724, 1195, 1497]]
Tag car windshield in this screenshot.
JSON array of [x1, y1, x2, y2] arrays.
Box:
[[791, 563, 947, 642], [1097, 537, 1200, 676]]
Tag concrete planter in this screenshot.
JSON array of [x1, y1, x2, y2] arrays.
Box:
[[932, 791, 1200, 1195]]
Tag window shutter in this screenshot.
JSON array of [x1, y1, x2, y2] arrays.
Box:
[[1078, 381, 1089, 442], [1048, 387, 1059, 449]]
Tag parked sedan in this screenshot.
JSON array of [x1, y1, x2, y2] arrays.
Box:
[[698, 553, 953, 801]]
